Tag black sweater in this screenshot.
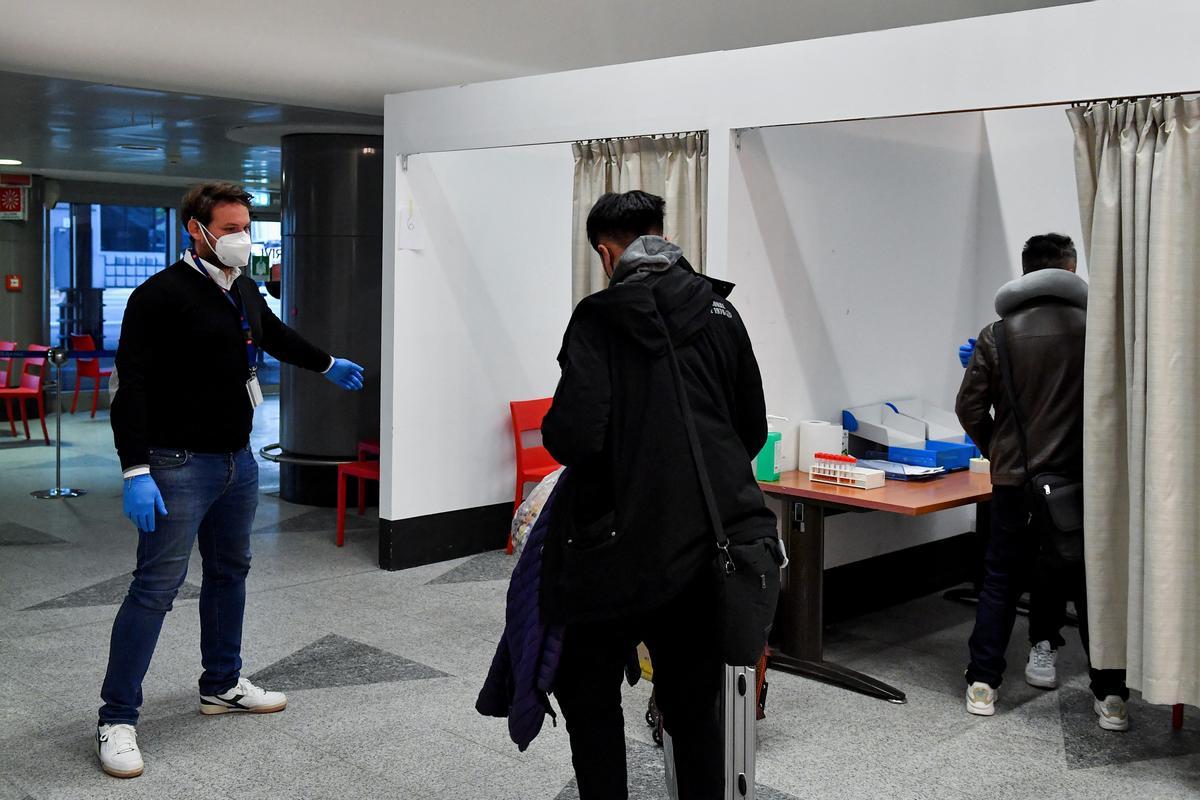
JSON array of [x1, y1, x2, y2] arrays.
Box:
[[112, 260, 330, 471]]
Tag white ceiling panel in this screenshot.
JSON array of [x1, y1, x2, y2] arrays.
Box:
[[0, 1, 1092, 114]]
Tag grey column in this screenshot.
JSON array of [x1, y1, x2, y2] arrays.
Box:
[[279, 134, 382, 505], [0, 176, 46, 347]]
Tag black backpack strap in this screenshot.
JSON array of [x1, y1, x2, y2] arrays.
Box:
[[660, 309, 735, 574], [993, 319, 1031, 481]]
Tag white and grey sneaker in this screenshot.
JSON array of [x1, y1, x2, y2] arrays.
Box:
[[966, 682, 998, 717], [97, 723, 143, 779], [1025, 640, 1059, 689], [1095, 695, 1130, 731], [200, 677, 287, 715]]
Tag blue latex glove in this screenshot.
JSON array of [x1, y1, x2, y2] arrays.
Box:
[[325, 358, 365, 391], [958, 338, 977, 368], [124, 474, 168, 532]]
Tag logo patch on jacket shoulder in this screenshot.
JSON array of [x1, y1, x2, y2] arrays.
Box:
[[711, 300, 733, 319]]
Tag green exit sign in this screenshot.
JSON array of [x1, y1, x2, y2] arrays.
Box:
[[249, 254, 271, 281]]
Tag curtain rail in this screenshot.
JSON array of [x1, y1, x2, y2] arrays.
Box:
[[574, 131, 707, 146], [731, 89, 1200, 135], [1070, 93, 1187, 108]]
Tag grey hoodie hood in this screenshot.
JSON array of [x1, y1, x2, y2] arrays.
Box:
[[610, 236, 685, 285], [583, 235, 711, 355], [995, 269, 1088, 317]]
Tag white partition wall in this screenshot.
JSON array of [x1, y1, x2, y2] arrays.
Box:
[[379, 0, 1200, 569], [380, 144, 573, 566]]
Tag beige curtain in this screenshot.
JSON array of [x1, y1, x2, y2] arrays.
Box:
[[571, 132, 708, 304], [1069, 97, 1200, 708]]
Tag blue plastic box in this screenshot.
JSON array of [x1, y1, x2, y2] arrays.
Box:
[[886, 438, 977, 471]]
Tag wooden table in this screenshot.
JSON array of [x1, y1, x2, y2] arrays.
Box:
[[759, 470, 993, 704]]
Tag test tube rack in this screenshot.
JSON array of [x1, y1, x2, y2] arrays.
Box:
[[809, 452, 886, 490]]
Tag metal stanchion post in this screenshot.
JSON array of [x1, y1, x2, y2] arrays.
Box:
[[32, 347, 86, 499]]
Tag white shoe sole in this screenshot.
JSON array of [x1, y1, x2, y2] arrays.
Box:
[[1025, 671, 1058, 690], [200, 699, 287, 715], [97, 739, 144, 779], [1094, 700, 1129, 731], [100, 763, 144, 779], [966, 700, 996, 717]]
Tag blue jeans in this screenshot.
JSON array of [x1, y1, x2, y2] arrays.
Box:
[[99, 447, 258, 726]]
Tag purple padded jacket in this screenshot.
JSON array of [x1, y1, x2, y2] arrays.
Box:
[[476, 478, 565, 751]]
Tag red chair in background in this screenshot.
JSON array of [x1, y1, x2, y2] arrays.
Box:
[[0, 345, 51, 444], [69, 333, 111, 418], [336, 460, 380, 548], [0, 341, 16, 437], [333, 438, 382, 548], [507, 398, 560, 553]]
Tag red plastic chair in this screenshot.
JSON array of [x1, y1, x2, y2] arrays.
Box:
[[336, 459, 381, 547], [352, 438, 382, 524], [507, 398, 561, 553], [0, 341, 16, 437], [0, 345, 50, 444], [69, 333, 111, 418]]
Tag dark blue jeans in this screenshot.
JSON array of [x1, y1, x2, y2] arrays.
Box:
[[99, 447, 258, 726], [966, 485, 1128, 700]]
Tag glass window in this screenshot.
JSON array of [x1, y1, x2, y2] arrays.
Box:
[[47, 204, 290, 390], [251, 220, 284, 387], [47, 202, 171, 354], [99, 206, 168, 253]]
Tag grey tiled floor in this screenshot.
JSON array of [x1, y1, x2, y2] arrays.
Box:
[[1, 401, 1198, 799]]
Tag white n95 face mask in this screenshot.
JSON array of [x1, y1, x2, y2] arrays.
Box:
[[199, 222, 253, 268]]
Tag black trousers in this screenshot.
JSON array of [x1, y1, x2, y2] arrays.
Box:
[[554, 576, 723, 800], [966, 486, 1128, 700]]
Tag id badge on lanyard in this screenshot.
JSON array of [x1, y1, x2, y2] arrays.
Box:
[[246, 371, 264, 409], [195, 251, 262, 409]]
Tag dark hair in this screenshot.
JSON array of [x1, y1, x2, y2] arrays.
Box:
[[181, 182, 253, 228], [586, 190, 666, 249], [1022, 233, 1077, 274]]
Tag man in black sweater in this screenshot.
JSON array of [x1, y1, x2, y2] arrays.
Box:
[[541, 191, 777, 800], [96, 182, 364, 779]]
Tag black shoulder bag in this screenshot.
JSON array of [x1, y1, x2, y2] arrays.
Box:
[[662, 319, 782, 667], [993, 320, 1084, 563]]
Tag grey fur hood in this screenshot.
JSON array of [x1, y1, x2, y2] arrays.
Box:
[[995, 269, 1088, 317]]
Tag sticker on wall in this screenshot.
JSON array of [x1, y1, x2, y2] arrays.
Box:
[[396, 194, 425, 251], [395, 155, 425, 252]]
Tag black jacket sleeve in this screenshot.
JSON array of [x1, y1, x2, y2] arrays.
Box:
[[541, 308, 611, 467], [242, 279, 331, 372], [733, 320, 768, 459], [111, 285, 157, 471], [956, 323, 996, 458]]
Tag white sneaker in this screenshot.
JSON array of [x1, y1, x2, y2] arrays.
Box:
[[97, 724, 143, 779], [966, 682, 998, 716], [1095, 695, 1130, 732], [1025, 641, 1059, 689], [200, 677, 287, 715]]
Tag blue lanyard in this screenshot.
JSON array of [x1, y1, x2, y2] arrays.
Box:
[[193, 251, 257, 374]]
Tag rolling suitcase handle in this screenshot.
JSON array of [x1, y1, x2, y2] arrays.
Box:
[[663, 663, 758, 800]]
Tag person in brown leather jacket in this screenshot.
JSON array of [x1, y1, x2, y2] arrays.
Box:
[[956, 234, 1129, 731]]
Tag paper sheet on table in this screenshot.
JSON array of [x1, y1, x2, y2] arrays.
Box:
[[857, 460, 945, 478]]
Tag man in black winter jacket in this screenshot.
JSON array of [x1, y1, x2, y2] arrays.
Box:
[[956, 233, 1129, 732], [541, 191, 777, 800]]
